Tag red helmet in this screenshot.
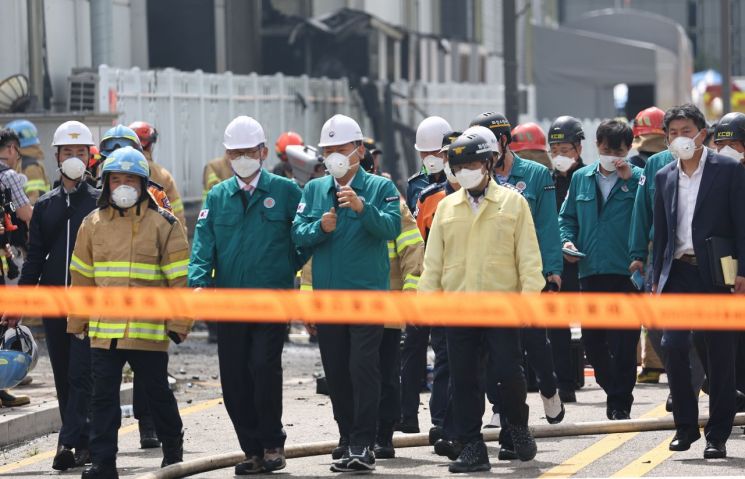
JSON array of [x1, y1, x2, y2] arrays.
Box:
[[510, 122, 547, 152], [632, 107, 665, 137], [128, 121, 158, 149], [88, 145, 102, 170], [275, 131, 304, 161]]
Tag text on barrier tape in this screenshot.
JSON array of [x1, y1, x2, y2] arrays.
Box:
[[2, 286, 745, 330]]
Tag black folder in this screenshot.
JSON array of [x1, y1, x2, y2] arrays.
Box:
[[705, 236, 737, 287]]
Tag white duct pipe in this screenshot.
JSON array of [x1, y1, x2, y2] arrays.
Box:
[[90, 0, 113, 68]]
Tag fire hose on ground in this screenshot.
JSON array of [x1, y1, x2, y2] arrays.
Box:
[[137, 413, 745, 479]]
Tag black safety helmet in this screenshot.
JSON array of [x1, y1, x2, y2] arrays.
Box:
[[361, 137, 380, 173], [440, 130, 463, 152], [447, 133, 492, 168], [548, 116, 585, 145], [714, 113, 745, 143], [469, 112, 512, 143]]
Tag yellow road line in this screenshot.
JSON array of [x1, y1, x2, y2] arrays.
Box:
[[611, 432, 676, 477], [539, 402, 669, 478], [0, 397, 223, 475]]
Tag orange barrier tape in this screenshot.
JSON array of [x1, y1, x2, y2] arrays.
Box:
[[3, 286, 745, 330]]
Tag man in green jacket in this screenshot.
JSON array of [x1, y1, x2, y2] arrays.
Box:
[[560, 119, 642, 421], [189, 116, 304, 476], [292, 114, 401, 473]]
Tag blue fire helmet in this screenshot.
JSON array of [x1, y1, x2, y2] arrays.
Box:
[[101, 146, 150, 179], [0, 350, 31, 390], [5, 119, 39, 148]]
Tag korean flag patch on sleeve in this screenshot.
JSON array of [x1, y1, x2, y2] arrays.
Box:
[[297, 203, 306, 213], [639, 175, 646, 186], [198, 209, 209, 220]]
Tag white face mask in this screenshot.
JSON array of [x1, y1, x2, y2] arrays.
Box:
[[551, 155, 574, 173], [59, 157, 86, 180], [669, 133, 700, 161], [231, 155, 261, 178], [598, 155, 623, 172], [423, 154, 444, 174], [111, 184, 139, 209], [444, 163, 459, 184], [718, 145, 744, 161], [324, 150, 356, 179], [454, 167, 485, 190]]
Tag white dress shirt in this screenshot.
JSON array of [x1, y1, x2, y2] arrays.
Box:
[[674, 148, 707, 258], [467, 187, 487, 213]]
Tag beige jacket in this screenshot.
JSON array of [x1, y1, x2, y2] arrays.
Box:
[[67, 199, 192, 351]]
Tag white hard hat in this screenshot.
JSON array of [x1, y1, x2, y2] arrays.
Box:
[[52, 121, 95, 147], [415, 116, 452, 152], [223, 116, 267, 150], [318, 114, 363, 147], [464, 125, 499, 153]]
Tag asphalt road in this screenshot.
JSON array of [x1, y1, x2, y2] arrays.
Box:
[[1, 335, 744, 478]]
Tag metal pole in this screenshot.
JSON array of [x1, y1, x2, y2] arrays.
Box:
[[721, 0, 731, 115], [27, 0, 44, 110], [503, 0, 519, 125]]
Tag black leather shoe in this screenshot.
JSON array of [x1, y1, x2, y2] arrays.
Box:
[[74, 448, 92, 468], [434, 439, 463, 461], [665, 394, 673, 412], [703, 441, 726, 459], [81, 463, 118, 479], [611, 410, 630, 420], [160, 433, 183, 467], [52, 445, 76, 471], [669, 429, 701, 451], [331, 436, 349, 460], [429, 426, 444, 445], [235, 456, 264, 475], [498, 445, 518, 461], [448, 440, 490, 473], [139, 416, 161, 449], [373, 438, 395, 459]]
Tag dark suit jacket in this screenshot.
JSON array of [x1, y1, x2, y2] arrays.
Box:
[[652, 149, 745, 293]]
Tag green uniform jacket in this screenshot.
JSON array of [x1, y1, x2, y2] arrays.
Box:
[[628, 150, 675, 262], [503, 154, 563, 276], [188, 170, 305, 289], [559, 162, 642, 279], [292, 168, 401, 290]]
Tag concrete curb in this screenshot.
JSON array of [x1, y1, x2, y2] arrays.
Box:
[[0, 383, 134, 448], [138, 413, 745, 479]]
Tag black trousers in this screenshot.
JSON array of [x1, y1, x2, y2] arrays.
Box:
[[43, 318, 91, 449], [447, 327, 528, 444], [317, 324, 383, 447], [487, 328, 558, 409], [662, 260, 736, 442], [378, 328, 401, 433], [89, 347, 182, 464], [580, 274, 639, 414], [217, 322, 286, 455], [548, 327, 575, 392], [550, 259, 581, 392], [399, 325, 450, 427]]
